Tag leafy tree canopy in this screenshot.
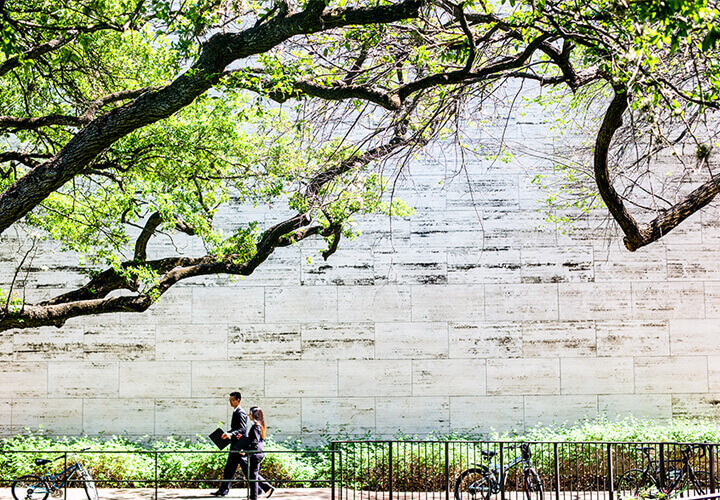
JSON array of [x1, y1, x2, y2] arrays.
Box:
[[0, 0, 719, 330]]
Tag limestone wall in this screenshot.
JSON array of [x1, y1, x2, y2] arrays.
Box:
[[2, 108, 720, 440]]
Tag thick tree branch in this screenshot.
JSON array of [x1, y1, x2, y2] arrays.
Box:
[[0, 152, 51, 168], [593, 89, 643, 247], [0, 0, 424, 236], [0, 86, 160, 131], [0, 30, 79, 77], [134, 211, 164, 261], [0, 114, 84, 130], [593, 89, 720, 251], [1, 131, 413, 330], [397, 33, 552, 100], [256, 79, 403, 110]]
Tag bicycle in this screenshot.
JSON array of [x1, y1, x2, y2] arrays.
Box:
[[616, 445, 715, 499], [11, 448, 99, 500], [455, 443, 544, 500]]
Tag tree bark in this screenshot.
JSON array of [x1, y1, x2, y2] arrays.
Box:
[[0, 0, 424, 235]]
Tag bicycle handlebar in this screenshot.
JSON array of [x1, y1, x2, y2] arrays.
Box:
[[681, 444, 706, 457], [53, 447, 91, 461]]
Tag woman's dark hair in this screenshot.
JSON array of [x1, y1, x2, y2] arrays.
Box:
[[249, 406, 266, 439]]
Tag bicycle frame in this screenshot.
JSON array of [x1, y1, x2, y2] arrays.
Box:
[[43, 461, 82, 490], [479, 447, 535, 490], [635, 445, 705, 495]]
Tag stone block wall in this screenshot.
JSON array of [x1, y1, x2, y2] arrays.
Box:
[[2, 105, 720, 440]]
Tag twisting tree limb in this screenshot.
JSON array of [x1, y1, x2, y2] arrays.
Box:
[[0, 30, 80, 77], [0, 0, 425, 236], [0, 152, 51, 168], [0, 86, 161, 131], [134, 212, 164, 261], [593, 89, 720, 251], [0, 131, 417, 331]]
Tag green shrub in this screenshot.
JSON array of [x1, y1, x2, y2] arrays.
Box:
[[3, 417, 720, 490]]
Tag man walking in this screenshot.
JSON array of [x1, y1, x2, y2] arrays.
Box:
[[211, 392, 274, 497]]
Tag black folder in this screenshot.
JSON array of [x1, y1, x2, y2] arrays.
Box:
[[209, 428, 230, 450]]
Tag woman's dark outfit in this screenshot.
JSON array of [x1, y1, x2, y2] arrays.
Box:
[[245, 422, 266, 500]]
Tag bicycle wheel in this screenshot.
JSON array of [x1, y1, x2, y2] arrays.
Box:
[[689, 470, 718, 496], [616, 469, 652, 500], [79, 468, 99, 500], [455, 467, 496, 500], [11, 474, 50, 500], [524, 468, 543, 500]]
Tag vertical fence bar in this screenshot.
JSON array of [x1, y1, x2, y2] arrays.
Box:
[[499, 442, 505, 500], [389, 441, 393, 500], [332, 443, 337, 500], [340, 446, 344, 500], [710, 444, 716, 494], [554, 443, 560, 500], [607, 443, 614, 500], [63, 451, 68, 500], [154, 450, 159, 500], [659, 443, 666, 489], [445, 441, 450, 500]]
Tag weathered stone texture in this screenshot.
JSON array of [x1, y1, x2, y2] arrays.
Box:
[[338, 360, 412, 397], [449, 396, 524, 433], [3, 125, 720, 439], [560, 358, 634, 395], [486, 358, 560, 395], [375, 322, 448, 359], [301, 397, 376, 434], [634, 357, 708, 394], [524, 395, 598, 427], [264, 360, 338, 397], [375, 397, 450, 435], [449, 322, 523, 358]]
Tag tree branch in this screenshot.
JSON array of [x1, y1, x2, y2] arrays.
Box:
[[134, 211, 164, 261], [0, 30, 79, 77], [0, 152, 51, 168], [592, 88, 720, 251], [0, 0, 425, 236], [0, 86, 159, 131]]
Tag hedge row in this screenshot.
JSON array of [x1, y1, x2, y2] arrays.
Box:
[[2, 417, 719, 489]]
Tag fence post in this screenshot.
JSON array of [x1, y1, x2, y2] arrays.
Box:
[[710, 444, 716, 494], [659, 443, 666, 489], [340, 446, 344, 500], [499, 442, 505, 500], [445, 441, 450, 500], [554, 443, 560, 500], [607, 443, 614, 500], [64, 451, 68, 500], [155, 451, 158, 500], [331, 442, 336, 500], [388, 441, 394, 500]]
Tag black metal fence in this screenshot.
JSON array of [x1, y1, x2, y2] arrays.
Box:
[[3, 442, 720, 500], [332, 441, 720, 500], [0, 448, 340, 499]]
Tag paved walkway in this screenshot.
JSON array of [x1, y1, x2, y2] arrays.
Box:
[[0, 489, 607, 500], [0, 488, 334, 499]]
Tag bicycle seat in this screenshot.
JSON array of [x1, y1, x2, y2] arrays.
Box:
[[34, 458, 52, 466], [480, 450, 497, 458]]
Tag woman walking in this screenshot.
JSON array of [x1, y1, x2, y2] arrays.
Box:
[[246, 406, 271, 500]]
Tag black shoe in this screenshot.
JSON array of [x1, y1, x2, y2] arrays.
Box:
[[265, 486, 275, 498], [211, 490, 229, 496]]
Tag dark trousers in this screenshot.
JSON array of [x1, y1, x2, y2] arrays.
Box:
[[220, 451, 272, 494], [248, 453, 265, 500]]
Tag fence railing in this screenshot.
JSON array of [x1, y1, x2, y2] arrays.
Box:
[[332, 441, 720, 500], [0, 448, 340, 499], [3, 441, 720, 500]]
